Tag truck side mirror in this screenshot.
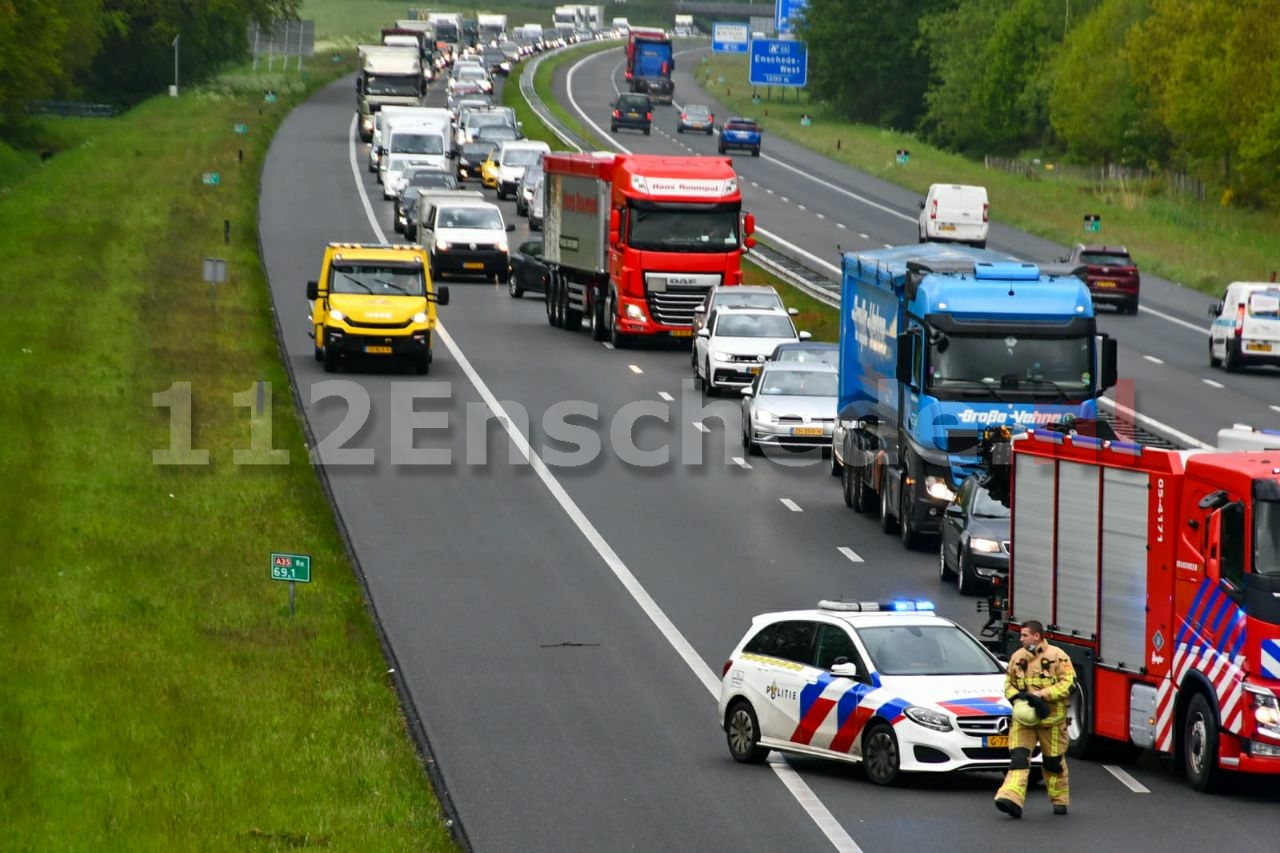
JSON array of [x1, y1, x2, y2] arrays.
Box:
[[434, 285, 450, 306], [743, 236, 756, 249], [743, 212, 755, 236], [1098, 335, 1118, 391], [306, 280, 319, 301], [609, 207, 622, 245], [895, 333, 915, 386]]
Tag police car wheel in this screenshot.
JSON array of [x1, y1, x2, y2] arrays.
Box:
[[726, 701, 769, 764], [862, 721, 902, 786]]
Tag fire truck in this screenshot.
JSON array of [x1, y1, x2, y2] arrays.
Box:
[[541, 152, 753, 347], [980, 421, 1280, 791]]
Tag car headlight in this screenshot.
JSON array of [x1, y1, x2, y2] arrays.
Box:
[[412, 312, 428, 324], [924, 475, 956, 502], [970, 537, 1002, 554], [328, 309, 345, 322], [624, 303, 645, 321], [756, 410, 778, 424], [1247, 686, 1280, 738], [435, 239, 451, 251], [904, 706, 953, 733]]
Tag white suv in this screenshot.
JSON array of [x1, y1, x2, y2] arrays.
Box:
[[693, 307, 808, 396], [1209, 281, 1280, 370], [718, 599, 1019, 786]]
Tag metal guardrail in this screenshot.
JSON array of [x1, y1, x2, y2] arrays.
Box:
[[26, 100, 116, 118]]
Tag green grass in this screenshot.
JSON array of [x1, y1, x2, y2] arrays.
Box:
[[531, 41, 619, 147], [696, 54, 1280, 295], [0, 58, 455, 849], [300, 1, 588, 47]]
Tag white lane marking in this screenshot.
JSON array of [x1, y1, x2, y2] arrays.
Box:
[[732, 456, 752, 469], [629, 364, 643, 374], [1203, 378, 1224, 388], [859, 233, 869, 240], [781, 196, 790, 202], [750, 180, 759, 187], [766, 188, 775, 194], [1103, 764, 1150, 793], [1143, 355, 1165, 364], [836, 223, 846, 229], [883, 243, 893, 249], [602, 342, 615, 350], [659, 391, 675, 402], [837, 547, 864, 564], [1138, 302, 1207, 332], [816, 213, 825, 219], [1096, 397, 1211, 450], [797, 204, 806, 211], [780, 498, 803, 512], [566, 53, 864, 853], [693, 421, 710, 433], [1271, 405, 1280, 414]]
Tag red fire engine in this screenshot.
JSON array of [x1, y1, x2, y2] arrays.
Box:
[[541, 152, 753, 347], [992, 423, 1280, 791]]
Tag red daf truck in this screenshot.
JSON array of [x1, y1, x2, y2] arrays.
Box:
[[984, 422, 1280, 791], [541, 152, 754, 347]]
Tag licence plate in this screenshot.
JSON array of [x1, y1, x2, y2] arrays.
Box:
[[1094, 280, 1117, 288], [985, 735, 1009, 749], [670, 329, 693, 338], [792, 426, 824, 436], [464, 262, 485, 269], [748, 366, 760, 374], [939, 224, 956, 232], [365, 345, 393, 355], [628, 111, 639, 117], [1246, 341, 1273, 352]]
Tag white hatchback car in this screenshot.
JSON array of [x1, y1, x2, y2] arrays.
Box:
[[694, 308, 809, 396], [1208, 281, 1280, 370], [718, 600, 1017, 786]]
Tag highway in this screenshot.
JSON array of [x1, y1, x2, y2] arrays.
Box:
[[256, 49, 1279, 851]]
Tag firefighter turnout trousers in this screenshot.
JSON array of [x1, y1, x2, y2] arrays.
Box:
[[995, 718, 1069, 808]]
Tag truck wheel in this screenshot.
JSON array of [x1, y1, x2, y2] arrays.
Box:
[[545, 287, 557, 326], [1065, 682, 1098, 760], [590, 291, 608, 341], [414, 357, 431, 375], [322, 347, 339, 374], [1183, 692, 1223, 792], [564, 285, 583, 330], [879, 476, 899, 534], [900, 485, 921, 550], [607, 292, 629, 348], [752, 147, 760, 157], [314, 345, 323, 363]]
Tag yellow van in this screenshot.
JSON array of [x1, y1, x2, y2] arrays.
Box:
[[307, 243, 449, 374]]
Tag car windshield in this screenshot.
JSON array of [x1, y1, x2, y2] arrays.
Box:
[[972, 485, 1010, 518], [716, 291, 781, 310], [928, 334, 1094, 398], [329, 263, 424, 296], [858, 624, 1001, 676], [502, 148, 543, 166], [628, 205, 740, 253], [759, 370, 837, 396], [775, 346, 839, 366], [1080, 251, 1132, 266], [469, 113, 511, 129], [716, 314, 795, 338], [393, 133, 444, 155], [407, 171, 455, 189], [462, 142, 497, 159], [365, 75, 420, 97], [478, 126, 518, 141], [437, 206, 503, 230]]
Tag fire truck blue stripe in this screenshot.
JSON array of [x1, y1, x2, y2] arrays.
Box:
[[1207, 591, 1235, 639], [1228, 615, 1247, 660], [1179, 581, 1213, 643]]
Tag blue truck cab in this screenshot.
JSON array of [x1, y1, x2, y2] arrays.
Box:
[[835, 243, 1117, 549]]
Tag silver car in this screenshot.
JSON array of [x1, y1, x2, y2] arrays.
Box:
[[740, 363, 838, 456]]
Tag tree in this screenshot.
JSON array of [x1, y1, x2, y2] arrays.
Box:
[[0, 0, 103, 128]]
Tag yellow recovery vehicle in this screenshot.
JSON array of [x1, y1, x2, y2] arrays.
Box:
[[307, 243, 449, 374]]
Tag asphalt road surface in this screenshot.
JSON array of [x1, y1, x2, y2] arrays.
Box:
[[255, 53, 1280, 852]]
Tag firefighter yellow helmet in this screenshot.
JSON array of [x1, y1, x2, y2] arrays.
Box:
[[1012, 699, 1039, 727]]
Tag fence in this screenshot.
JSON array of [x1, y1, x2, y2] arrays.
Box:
[[247, 20, 316, 71], [984, 155, 1207, 202]]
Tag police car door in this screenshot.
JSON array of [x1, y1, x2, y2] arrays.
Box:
[[808, 622, 875, 756], [740, 620, 818, 739]]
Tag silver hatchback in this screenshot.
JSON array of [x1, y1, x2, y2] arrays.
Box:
[[740, 363, 838, 456]]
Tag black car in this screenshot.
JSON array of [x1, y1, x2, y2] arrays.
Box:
[[401, 193, 423, 241], [396, 169, 459, 233], [767, 341, 838, 367], [508, 237, 548, 298], [457, 140, 498, 183], [482, 47, 510, 76], [939, 475, 1010, 595], [611, 93, 652, 135]]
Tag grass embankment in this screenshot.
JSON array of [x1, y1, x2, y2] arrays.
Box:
[[695, 53, 1280, 295], [510, 41, 837, 339], [0, 62, 454, 849]]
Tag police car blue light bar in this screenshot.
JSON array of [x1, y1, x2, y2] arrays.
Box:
[[819, 600, 935, 613]]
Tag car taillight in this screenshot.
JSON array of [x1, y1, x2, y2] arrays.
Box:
[[930, 198, 938, 220], [646, 112, 652, 121], [613, 109, 620, 118], [681, 113, 687, 121], [982, 202, 989, 223], [722, 659, 733, 678], [1235, 304, 1246, 337]]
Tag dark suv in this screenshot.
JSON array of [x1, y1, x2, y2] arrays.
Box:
[[1060, 244, 1141, 314], [611, 93, 652, 135]]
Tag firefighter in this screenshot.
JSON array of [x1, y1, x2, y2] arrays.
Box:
[[994, 620, 1076, 818]]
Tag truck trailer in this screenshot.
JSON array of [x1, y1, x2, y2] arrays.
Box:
[[541, 152, 753, 347], [625, 27, 674, 101], [835, 243, 1117, 549], [477, 13, 508, 45], [356, 45, 425, 141], [981, 422, 1280, 792]]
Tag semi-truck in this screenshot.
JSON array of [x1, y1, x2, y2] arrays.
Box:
[[356, 45, 424, 141], [835, 243, 1117, 549], [674, 14, 694, 35], [477, 13, 508, 44], [541, 152, 753, 347], [427, 12, 463, 57], [626, 27, 674, 101], [976, 421, 1280, 792], [554, 5, 581, 30]]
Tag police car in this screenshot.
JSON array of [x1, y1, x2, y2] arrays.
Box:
[[718, 600, 1015, 785]]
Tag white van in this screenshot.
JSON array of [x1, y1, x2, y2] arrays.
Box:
[[918, 183, 989, 249], [1208, 281, 1280, 370], [381, 119, 452, 198], [373, 107, 449, 178], [493, 140, 550, 200]]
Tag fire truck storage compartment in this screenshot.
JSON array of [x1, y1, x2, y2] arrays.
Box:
[[1129, 682, 1159, 748], [1098, 466, 1149, 671], [1055, 460, 1101, 640], [1011, 452, 1055, 625]]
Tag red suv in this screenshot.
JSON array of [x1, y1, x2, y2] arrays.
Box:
[[1061, 244, 1141, 314]]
